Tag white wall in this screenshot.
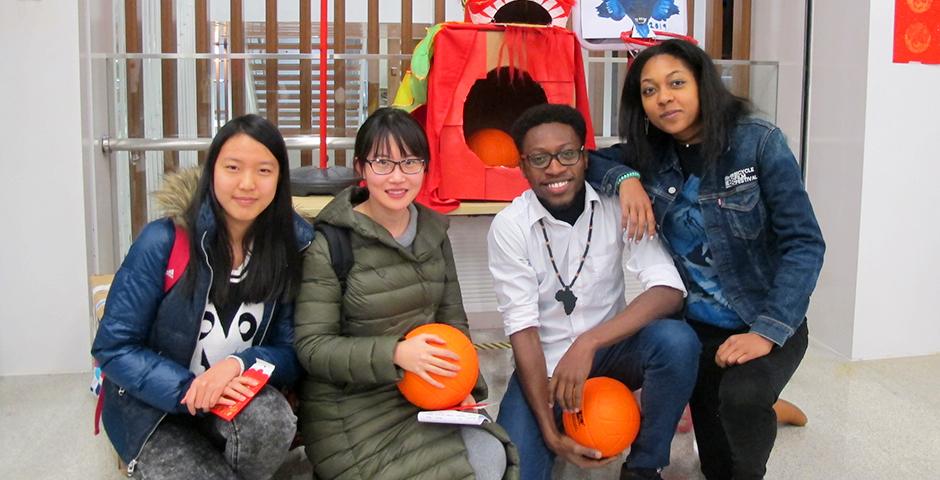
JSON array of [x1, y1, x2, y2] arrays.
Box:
[[806, 0, 940, 359], [852, 0, 940, 359], [803, 0, 871, 358], [0, 1, 91, 375], [80, 0, 117, 276], [749, 0, 807, 158]]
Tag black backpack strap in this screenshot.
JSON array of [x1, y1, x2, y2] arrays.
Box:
[[314, 222, 353, 295]]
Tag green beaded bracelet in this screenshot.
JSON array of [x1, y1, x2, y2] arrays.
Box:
[[615, 171, 641, 188]]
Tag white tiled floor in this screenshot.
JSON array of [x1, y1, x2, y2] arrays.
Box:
[[2, 333, 938, 479]]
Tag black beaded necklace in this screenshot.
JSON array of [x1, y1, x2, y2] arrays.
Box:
[[537, 201, 595, 315]]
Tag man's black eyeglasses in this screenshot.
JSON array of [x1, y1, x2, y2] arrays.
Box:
[[522, 146, 584, 169]]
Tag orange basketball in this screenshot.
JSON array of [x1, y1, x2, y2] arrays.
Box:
[[467, 128, 520, 167], [562, 377, 640, 458], [397, 323, 479, 410]]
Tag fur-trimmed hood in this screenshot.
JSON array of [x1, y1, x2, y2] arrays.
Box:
[[152, 167, 201, 228]]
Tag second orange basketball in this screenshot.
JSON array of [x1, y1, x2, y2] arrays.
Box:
[[562, 377, 641, 458]]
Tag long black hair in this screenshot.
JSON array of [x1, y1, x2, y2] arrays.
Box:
[[619, 39, 751, 173], [183, 114, 301, 305], [352, 107, 430, 174]]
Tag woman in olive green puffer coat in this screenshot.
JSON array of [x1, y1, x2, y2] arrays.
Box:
[[293, 108, 518, 480]]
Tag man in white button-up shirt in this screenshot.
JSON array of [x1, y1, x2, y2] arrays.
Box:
[[488, 105, 700, 480]]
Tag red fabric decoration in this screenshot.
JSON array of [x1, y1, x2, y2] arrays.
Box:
[[415, 24, 595, 212]]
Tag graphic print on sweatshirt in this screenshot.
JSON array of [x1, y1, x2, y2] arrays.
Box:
[[662, 174, 745, 330], [189, 256, 263, 374]]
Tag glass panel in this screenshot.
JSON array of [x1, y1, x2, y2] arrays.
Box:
[[100, 11, 778, 256], [584, 56, 779, 145]]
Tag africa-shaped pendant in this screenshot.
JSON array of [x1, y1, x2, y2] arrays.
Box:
[[538, 203, 595, 318], [555, 287, 578, 315]]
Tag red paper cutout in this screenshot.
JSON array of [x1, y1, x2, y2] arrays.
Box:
[[894, 0, 940, 64]]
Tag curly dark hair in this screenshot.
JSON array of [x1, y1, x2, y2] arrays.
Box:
[[510, 103, 587, 151]]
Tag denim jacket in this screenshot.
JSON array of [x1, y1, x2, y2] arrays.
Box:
[[91, 203, 314, 470], [587, 117, 825, 346]]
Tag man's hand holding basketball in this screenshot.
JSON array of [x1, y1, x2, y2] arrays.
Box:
[[549, 335, 598, 412]]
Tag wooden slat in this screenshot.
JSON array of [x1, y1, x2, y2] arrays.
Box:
[[367, 0, 379, 114], [401, 0, 413, 76], [334, 0, 347, 165], [732, 0, 751, 60], [705, 0, 723, 59], [195, 0, 209, 164], [731, 0, 751, 97], [161, 0, 179, 172], [265, 0, 278, 124], [687, 0, 694, 37], [125, 0, 146, 238], [435, 0, 446, 24], [231, 0, 245, 116], [300, 0, 312, 166]]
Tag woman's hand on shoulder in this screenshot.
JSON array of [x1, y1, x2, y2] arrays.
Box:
[[618, 178, 656, 243], [393, 333, 460, 388], [181, 357, 242, 415], [715, 332, 774, 368]]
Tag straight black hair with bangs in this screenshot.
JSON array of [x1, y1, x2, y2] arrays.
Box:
[[353, 107, 430, 174], [183, 114, 301, 306], [619, 39, 751, 174]]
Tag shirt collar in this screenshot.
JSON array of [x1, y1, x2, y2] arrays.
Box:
[[524, 182, 601, 228]]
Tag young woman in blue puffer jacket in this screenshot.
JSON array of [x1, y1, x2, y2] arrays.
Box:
[[92, 114, 313, 479]]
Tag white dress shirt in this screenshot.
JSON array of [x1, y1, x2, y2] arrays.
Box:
[[487, 183, 686, 376]]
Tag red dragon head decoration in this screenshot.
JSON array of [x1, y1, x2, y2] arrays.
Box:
[[464, 0, 576, 27]]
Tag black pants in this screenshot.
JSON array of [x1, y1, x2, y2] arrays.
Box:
[[688, 320, 809, 480]]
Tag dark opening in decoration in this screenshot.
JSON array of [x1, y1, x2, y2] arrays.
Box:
[[463, 67, 547, 168]]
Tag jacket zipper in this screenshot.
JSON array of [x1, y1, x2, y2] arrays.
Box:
[[125, 412, 167, 476], [196, 230, 213, 348], [258, 303, 275, 344]]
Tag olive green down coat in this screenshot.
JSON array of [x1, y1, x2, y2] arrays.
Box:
[[294, 187, 519, 480]]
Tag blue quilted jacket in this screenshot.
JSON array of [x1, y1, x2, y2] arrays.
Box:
[[91, 200, 313, 470]]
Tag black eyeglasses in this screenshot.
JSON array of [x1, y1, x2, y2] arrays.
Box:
[[363, 157, 426, 175], [522, 146, 584, 169]]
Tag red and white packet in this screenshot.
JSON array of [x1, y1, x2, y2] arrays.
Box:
[[210, 359, 274, 421]]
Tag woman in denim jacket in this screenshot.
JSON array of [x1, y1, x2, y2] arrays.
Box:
[[587, 40, 825, 479], [92, 115, 312, 479]]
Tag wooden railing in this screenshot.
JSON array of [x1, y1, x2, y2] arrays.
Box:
[[105, 1, 767, 257]]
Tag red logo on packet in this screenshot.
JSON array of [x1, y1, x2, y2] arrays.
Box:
[[210, 359, 274, 421]]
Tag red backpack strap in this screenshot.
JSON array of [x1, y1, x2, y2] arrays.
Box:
[[96, 224, 191, 435], [164, 224, 191, 292], [95, 225, 189, 435], [94, 380, 105, 435]]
